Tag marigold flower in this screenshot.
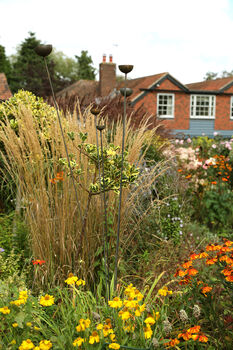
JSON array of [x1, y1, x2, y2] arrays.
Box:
[[201, 286, 212, 296], [32, 259, 45, 265], [174, 268, 187, 277], [89, 331, 100, 344], [187, 267, 198, 276], [12, 322, 18, 327], [96, 323, 103, 330], [0, 306, 10, 314], [165, 338, 180, 346], [108, 297, 122, 308], [102, 324, 114, 337], [187, 325, 201, 334], [178, 331, 191, 341], [135, 303, 146, 316], [19, 339, 35, 350], [189, 252, 199, 260], [198, 251, 209, 258], [226, 275, 233, 282], [39, 340, 53, 350], [182, 260, 192, 269], [223, 239, 233, 246], [73, 337, 84, 347], [39, 294, 55, 306], [206, 257, 218, 265], [109, 343, 120, 349], [198, 334, 208, 342]]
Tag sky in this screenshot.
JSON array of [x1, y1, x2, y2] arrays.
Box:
[[1, 0, 233, 84]]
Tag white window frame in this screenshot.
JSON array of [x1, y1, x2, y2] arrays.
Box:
[[190, 95, 215, 119], [157, 93, 175, 119], [230, 96, 233, 120]]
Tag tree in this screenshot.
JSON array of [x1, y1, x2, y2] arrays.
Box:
[[9, 32, 64, 97], [75, 50, 96, 80], [203, 71, 218, 81], [0, 44, 11, 79], [204, 70, 233, 81], [50, 49, 79, 83]]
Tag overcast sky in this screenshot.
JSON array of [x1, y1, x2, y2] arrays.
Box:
[[1, 0, 233, 84]]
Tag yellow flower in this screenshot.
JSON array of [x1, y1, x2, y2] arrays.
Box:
[[109, 334, 116, 341], [39, 294, 55, 306], [135, 303, 146, 316], [39, 340, 53, 350], [103, 325, 114, 337], [108, 297, 123, 308], [19, 339, 35, 350], [144, 316, 155, 325], [34, 326, 40, 331], [118, 310, 131, 320], [76, 318, 91, 332], [12, 322, 18, 327], [89, 331, 100, 344], [123, 324, 135, 333], [76, 279, 85, 286], [96, 323, 104, 330], [109, 343, 120, 349], [144, 325, 153, 339], [154, 311, 160, 321], [123, 299, 138, 308], [158, 286, 172, 297], [73, 337, 84, 347], [65, 274, 78, 285], [26, 322, 32, 327], [10, 340, 16, 345], [11, 299, 25, 306], [0, 306, 10, 314]]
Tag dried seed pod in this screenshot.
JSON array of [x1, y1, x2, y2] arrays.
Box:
[[120, 88, 133, 97], [90, 107, 101, 116], [96, 125, 105, 131], [118, 65, 133, 74], [34, 45, 53, 57]]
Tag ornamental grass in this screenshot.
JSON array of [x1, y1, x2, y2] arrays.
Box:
[[0, 93, 168, 289]]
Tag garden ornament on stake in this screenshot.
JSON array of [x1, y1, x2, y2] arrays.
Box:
[[96, 120, 111, 301], [114, 65, 133, 290], [34, 45, 83, 227], [91, 106, 110, 302]]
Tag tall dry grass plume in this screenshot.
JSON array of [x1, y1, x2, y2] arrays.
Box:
[[0, 101, 169, 289]]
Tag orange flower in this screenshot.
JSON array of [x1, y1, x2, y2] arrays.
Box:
[[198, 251, 209, 259], [32, 259, 45, 265], [185, 174, 192, 179], [201, 286, 212, 296], [223, 239, 233, 246], [222, 177, 228, 181], [187, 267, 198, 276], [177, 169, 183, 172], [174, 269, 187, 277], [187, 325, 201, 334], [182, 260, 192, 269], [226, 275, 233, 282], [49, 178, 57, 184], [206, 257, 218, 265], [178, 331, 191, 341], [221, 268, 232, 276], [198, 334, 208, 342], [190, 252, 199, 260], [165, 338, 180, 346]]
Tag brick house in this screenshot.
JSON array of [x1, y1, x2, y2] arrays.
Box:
[[57, 56, 233, 137], [0, 73, 12, 101]]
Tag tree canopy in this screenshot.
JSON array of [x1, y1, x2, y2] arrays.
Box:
[[0, 33, 96, 98], [204, 70, 233, 81]]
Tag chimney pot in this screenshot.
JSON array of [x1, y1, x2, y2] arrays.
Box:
[[103, 54, 106, 63], [109, 54, 113, 63]]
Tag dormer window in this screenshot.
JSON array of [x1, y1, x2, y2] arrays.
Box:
[[191, 95, 215, 119], [157, 93, 174, 118]]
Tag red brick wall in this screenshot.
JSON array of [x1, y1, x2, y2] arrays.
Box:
[[215, 95, 233, 130], [133, 78, 190, 130]]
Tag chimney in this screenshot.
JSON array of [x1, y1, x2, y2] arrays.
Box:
[[99, 54, 116, 97]]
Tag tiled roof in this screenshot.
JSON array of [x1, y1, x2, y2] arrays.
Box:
[[186, 76, 233, 91], [0, 73, 12, 100], [56, 80, 99, 101], [117, 72, 168, 101]]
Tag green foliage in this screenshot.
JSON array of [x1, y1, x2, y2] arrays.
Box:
[[0, 44, 11, 81], [0, 90, 56, 136], [50, 49, 79, 83], [75, 50, 96, 80], [8, 32, 65, 96]]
